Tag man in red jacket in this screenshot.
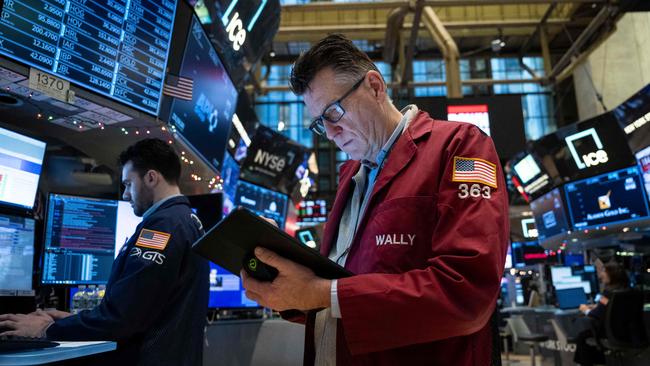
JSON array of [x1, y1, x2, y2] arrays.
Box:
[[241, 34, 509, 365]]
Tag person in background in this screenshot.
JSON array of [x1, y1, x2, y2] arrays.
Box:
[[0, 139, 209, 366], [574, 260, 630, 365], [240, 34, 509, 365]]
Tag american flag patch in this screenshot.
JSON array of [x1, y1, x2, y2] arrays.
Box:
[[135, 229, 171, 250], [452, 157, 498, 188], [163, 74, 194, 101]]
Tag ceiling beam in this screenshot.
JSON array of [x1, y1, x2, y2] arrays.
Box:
[[282, 0, 605, 12], [276, 18, 581, 42]]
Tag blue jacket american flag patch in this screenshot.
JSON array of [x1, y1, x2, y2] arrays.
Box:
[[452, 157, 498, 188], [136, 229, 171, 250]]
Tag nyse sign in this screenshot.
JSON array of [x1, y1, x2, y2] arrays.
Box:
[[221, 0, 269, 51], [565, 128, 609, 169]]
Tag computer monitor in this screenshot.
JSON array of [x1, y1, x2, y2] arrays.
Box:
[[511, 241, 550, 267], [556, 287, 587, 310], [564, 166, 650, 230], [0, 212, 35, 294], [551, 265, 596, 295], [530, 187, 571, 243], [114, 201, 142, 258], [297, 200, 327, 225], [0, 126, 47, 211], [234, 180, 288, 230], [41, 194, 118, 285], [167, 15, 238, 171], [551, 266, 573, 283], [208, 262, 258, 308], [0, 0, 178, 115]]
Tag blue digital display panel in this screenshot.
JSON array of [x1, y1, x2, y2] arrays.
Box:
[[0, 0, 177, 115], [234, 180, 288, 230], [208, 262, 257, 308], [564, 167, 650, 229], [530, 188, 571, 243], [168, 15, 237, 171]]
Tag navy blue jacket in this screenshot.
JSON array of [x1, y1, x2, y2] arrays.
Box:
[[47, 196, 210, 366]]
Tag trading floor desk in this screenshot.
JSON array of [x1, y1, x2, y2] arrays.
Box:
[[0, 341, 116, 365], [502, 306, 586, 366]]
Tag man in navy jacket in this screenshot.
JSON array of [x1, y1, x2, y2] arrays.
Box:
[[0, 139, 209, 366]]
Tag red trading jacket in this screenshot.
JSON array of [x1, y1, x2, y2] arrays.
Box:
[[303, 111, 509, 365]]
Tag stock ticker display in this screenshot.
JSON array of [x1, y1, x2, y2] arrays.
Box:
[[42, 194, 117, 285], [0, 0, 177, 115]]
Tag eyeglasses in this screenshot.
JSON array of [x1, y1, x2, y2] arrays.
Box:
[[309, 75, 365, 136]]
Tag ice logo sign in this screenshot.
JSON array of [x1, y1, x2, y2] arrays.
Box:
[[564, 128, 609, 169], [221, 0, 269, 51]]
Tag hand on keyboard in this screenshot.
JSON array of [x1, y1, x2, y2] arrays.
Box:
[[0, 312, 54, 338]]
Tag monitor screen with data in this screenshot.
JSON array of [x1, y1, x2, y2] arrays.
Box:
[[41, 194, 140, 284], [0, 212, 35, 294], [0, 0, 178, 115], [564, 166, 649, 229], [0, 126, 46, 211], [234, 180, 288, 230], [208, 262, 258, 308]]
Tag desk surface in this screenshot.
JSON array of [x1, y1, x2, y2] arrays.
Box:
[[501, 306, 582, 316], [0, 341, 116, 366]]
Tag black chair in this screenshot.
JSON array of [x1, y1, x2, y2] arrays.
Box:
[[591, 290, 649, 365], [507, 315, 548, 366]]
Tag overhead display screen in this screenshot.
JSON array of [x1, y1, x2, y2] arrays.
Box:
[[240, 125, 311, 196], [532, 113, 635, 182], [168, 15, 238, 171], [636, 146, 650, 206], [510, 152, 552, 199], [447, 104, 491, 136], [0, 0, 177, 115], [530, 187, 571, 243], [564, 167, 650, 229], [613, 83, 650, 153]]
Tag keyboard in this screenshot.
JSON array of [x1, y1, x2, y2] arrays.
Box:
[[0, 335, 59, 353]]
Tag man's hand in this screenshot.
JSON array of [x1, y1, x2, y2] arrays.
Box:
[[0, 312, 54, 338], [30, 309, 72, 320], [241, 247, 331, 311]]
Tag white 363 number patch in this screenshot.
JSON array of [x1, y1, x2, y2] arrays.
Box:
[[458, 183, 491, 199]]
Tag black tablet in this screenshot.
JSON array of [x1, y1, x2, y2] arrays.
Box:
[[192, 207, 353, 280]]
